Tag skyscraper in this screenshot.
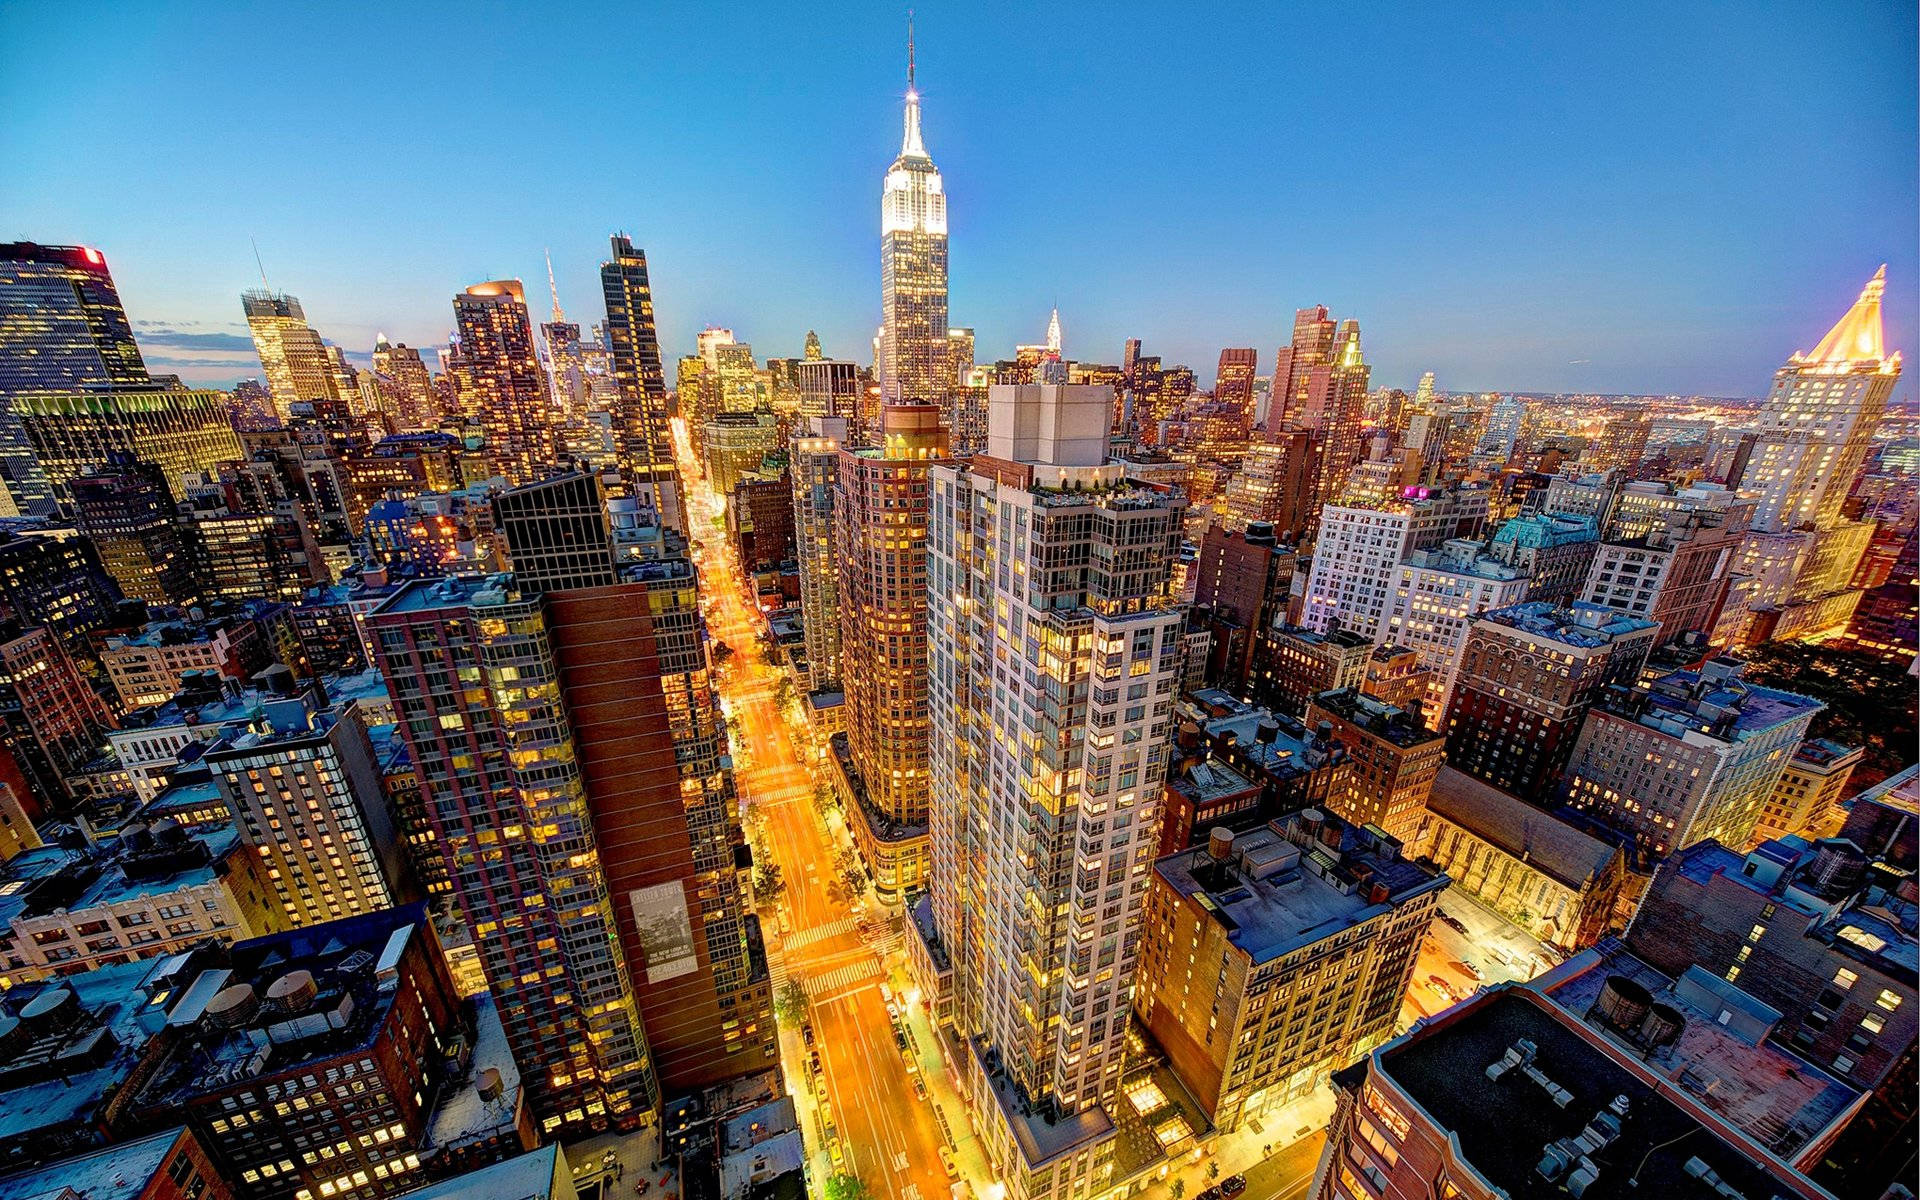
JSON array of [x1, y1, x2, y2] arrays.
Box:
[[1715, 269, 1902, 645], [791, 415, 848, 693], [370, 336, 441, 431], [242, 288, 338, 419], [878, 35, 950, 403], [0, 242, 153, 515], [835, 402, 949, 898], [70, 451, 201, 605], [1214, 347, 1257, 417], [448, 280, 558, 485], [1268, 305, 1337, 430], [371, 572, 656, 1134], [372, 474, 776, 1130], [922, 382, 1187, 1200], [1746, 273, 1899, 533], [600, 235, 683, 532]]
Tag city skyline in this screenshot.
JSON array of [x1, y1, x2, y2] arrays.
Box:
[[2, 2, 1914, 398]]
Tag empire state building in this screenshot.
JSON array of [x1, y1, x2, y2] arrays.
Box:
[[879, 39, 949, 403]]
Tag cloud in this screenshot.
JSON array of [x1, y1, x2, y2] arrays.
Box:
[[142, 354, 260, 369], [136, 329, 258, 352]]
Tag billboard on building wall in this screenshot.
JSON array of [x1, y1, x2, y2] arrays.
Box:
[[630, 881, 698, 983]]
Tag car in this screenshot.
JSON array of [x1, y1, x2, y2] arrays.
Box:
[[913, 1077, 928, 1100], [938, 1148, 959, 1180], [1437, 913, 1469, 935], [802, 1024, 815, 1046], [1427, 974, 1459, 1002], [1197, 1187, 1222, 1200], [1452, 959, 1481, 981], [1221, 1176, 1245, 1198]]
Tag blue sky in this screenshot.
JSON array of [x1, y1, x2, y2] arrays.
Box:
[[2, 1, 1914, 398]]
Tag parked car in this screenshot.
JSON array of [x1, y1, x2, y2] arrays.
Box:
[[1452, 959, 1481, 981], [1437, 913, 1469, 935], [1222, 1176, 1247, 1198]]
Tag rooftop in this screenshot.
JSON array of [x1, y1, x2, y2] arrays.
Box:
[[0, 1128, 191, 1200], [0, 954, 195, 1151], [1537, 943, 1860, 1162], [1790, 738, 1864, 772], [1623, 660, 1824, 743], [1670, 839, 1917, 978], [135, 904, 432, 1110], [0, 822, 242, 927], [969, 1035, 1116, 1169], [1850, 762, 1920, 817], [1478, 600, 1659, 649], [1189, 693, 1346, 779], [423, 992, 524, 1154], [1306, 688, 1442, 749], [389, 1145, 566, 1200], [1377, 987, 1830, 1200], [1426, 767, 1618, 889], [1153, 810, 1445, 965], [1491, 511, 1600, 549]]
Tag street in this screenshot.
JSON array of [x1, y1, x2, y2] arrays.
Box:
[[672, 419, 954, 1200]]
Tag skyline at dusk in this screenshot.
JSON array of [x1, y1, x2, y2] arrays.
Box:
[[3, 1, 1914, 398]]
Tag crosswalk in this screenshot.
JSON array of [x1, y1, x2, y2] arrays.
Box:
[[802, 959, 880, 998], [786, 915, 861, 950]]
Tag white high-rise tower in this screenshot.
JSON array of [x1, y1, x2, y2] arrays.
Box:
[[879, 23, 950, 403], [922, 382, 1188, 1200]]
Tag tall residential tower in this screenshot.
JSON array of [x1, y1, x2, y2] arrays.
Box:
[[922, 382, 1188, 1200]]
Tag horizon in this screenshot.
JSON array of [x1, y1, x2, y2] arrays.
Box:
[[3, 1, 1914, 400]]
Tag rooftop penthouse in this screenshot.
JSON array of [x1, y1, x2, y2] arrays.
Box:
[[1153, 808, 1445, 965], [1601, 657, 1825, 745], [1478, 599, 1660, 650]]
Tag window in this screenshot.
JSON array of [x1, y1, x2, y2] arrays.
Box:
[[1833, 968, 1858, 990], [1876, 989, 1903, 1012]]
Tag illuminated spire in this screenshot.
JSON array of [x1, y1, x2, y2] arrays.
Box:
[[901, 13, 927, 159], [544, 248, 565, 324], [805, 329, 823, 360], [1045, 307, 1062, 355], [1798, 265, 1895, 368]]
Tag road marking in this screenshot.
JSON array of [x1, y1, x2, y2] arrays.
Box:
[[804, 960, 882, 998], [786, 915, 861, 949]]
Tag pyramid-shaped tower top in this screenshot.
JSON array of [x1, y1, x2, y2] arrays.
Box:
[[1795, 265, 1900, 372], [1046, 307, 1062, 356]]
